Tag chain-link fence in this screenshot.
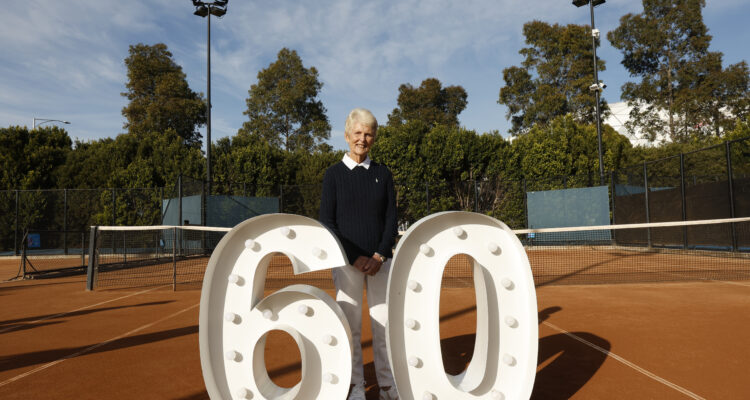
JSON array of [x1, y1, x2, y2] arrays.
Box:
[[3, 137, 749, 257]]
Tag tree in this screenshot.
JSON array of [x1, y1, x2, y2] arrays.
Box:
[[387, 78, 468, 128], [608, 0, 750, 142], [241, 48, 331, 152], [121, 43, 206, 148], [0, 126, 71, 190], [499, 21, 608, 135]]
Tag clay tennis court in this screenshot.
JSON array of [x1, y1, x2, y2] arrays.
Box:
[[2, 254, 750, 399]]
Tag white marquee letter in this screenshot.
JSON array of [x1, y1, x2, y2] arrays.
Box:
[[387, 211, 538, 400], [200, 214, 353, 399]]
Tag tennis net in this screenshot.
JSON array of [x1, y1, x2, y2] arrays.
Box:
[[86, 217, 750, 290]]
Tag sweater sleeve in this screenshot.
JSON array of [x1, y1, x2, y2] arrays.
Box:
[[319, 168, 341, 237], [377, 168, 398, 258]]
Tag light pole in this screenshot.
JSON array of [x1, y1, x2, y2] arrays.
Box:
[[191, 0, 228, 192], [33, 118, 70, 130], [573, 0, 605, 185]]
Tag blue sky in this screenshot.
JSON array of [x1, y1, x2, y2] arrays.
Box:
[[1, 0, 748, 151]]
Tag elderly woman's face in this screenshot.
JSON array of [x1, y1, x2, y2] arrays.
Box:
[[345, 122, 375, 161]]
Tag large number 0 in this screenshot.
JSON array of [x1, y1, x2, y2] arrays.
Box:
[[387, 212, 538, 400], [200, 212, 538, 400]]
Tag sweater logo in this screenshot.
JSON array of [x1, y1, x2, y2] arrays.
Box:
[[376, 178, 379, 183]]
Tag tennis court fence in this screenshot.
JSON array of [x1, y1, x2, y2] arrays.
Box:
[[85, 217, 750, 290]]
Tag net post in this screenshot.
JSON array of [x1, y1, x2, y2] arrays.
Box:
[[86, 226, 98, 291], [726, 141, 737, 251], [172, 227, 177, 291]]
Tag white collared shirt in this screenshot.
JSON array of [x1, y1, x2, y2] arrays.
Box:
[[342, 153, 371, 170]]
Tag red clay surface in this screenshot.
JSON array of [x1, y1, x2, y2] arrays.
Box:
[[1, 268, 749, 399]]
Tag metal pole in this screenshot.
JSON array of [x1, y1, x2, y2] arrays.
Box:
[[643, 162, 651, 247], [172, 227, 177, 291], [63, 188, 68, 255], [425, 182, 430, 215], [86, 226, 98, 291], [590, 1, 604, 186], [111, 188, 116, 226], [474, 179, 480, 212], [726, 141, 737, 251], [178, 175, 183, 226], [206, 10, 212, 195], [160, 186, 164, 225], [680, 153, 688, 249], [14, 190, 19, 255], [522, 178, 528, 229]]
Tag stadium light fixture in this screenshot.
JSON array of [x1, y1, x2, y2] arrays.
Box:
[[191, 0, 229, 197], [573, 0, 606, 185], [33, 118, 71, 130]]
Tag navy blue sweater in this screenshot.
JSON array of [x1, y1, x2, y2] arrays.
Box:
[[319, 160, 398, 265]]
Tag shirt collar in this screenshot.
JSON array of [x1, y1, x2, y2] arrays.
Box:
[[342, 153, 371, 170]]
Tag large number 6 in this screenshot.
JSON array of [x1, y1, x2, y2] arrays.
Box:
[[199, 214, 353, 399], [387, 211, 538, 400]]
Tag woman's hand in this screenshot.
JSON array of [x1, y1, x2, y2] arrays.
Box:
[[352, 256, 370, 273], [363, 255, 384, 276]]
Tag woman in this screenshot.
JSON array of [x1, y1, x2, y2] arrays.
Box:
[[319, 108, 399, 400]]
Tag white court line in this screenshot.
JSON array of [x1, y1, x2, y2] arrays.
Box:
[[709, 279, 750, 288], [0, 285, 169, 334], [542, 321, 706, 400], [0, 302, 199, 388]]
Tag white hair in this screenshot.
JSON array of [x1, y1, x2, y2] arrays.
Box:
[[345, 108, 378, 135]]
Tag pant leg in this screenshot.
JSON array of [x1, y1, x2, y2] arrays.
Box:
[[332, 264, 366, 385], [365, 259, 396, 388]]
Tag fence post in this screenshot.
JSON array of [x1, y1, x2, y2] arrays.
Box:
[[474, 179, 480, 212], [63, 188, 68, 255], [111, 188, 116, 226], [679, 153, 688, 249], [81, 231, 85, 267], [726, 141, 737, 251], [160, 186, 164, 225], [279, 184, 284, 213], [643, 161, 651, 248], [609, 171, 616, 225], [178, 175, 183, 227], [522, 178, 528, 229], [425, 182, 430, 216], [14, 190, 19, 255], [172, 227, 177, 291]]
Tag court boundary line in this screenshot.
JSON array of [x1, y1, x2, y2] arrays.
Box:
[[0, 302, 199, 388], [0, 285, 169, 334], [542, 321, 706, 400]]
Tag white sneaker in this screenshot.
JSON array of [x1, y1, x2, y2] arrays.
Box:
[[348, 382, 366, 400], [379, 385, 399, 400]]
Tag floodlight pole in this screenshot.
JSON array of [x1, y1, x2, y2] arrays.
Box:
[[590, 1, 604, 185], [192, 1, 228, 195], [32, 118, 70, 130], [574, 0, 605, 185], [206, 8, 212, 194]]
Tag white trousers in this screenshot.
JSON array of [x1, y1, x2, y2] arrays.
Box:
[[332, 260, 395, 387]]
